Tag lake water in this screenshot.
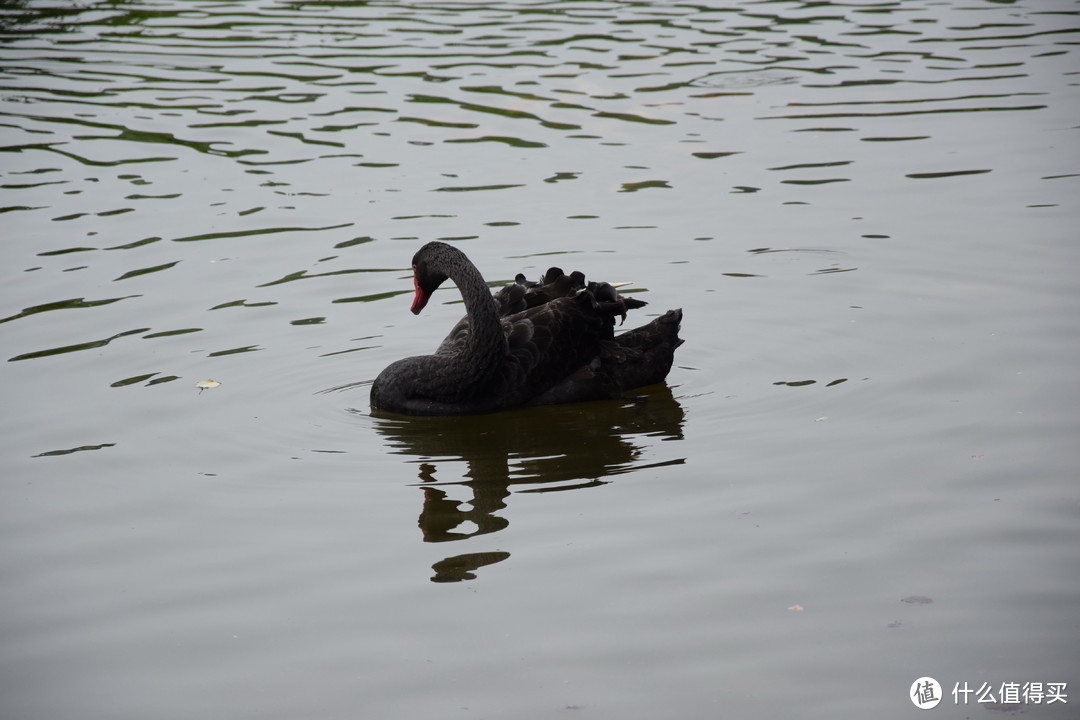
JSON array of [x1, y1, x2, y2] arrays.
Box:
[[2, 1, 1078, 718]]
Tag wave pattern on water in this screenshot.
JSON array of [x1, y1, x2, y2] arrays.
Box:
[[4, 2, 1071, 172], [1, 1, 1076, 409]]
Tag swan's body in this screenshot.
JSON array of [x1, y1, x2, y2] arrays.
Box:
[[370, 242, 682, 416]]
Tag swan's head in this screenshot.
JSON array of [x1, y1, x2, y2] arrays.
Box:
[[410, 243, 451, 314]]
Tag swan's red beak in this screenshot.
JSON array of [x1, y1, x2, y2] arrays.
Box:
[[410, 270, 430, 314]]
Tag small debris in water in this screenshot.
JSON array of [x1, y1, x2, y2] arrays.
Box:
[[788, 604, 804, 612], [196, 379, 221, 393], [900, 595, 933, 605]]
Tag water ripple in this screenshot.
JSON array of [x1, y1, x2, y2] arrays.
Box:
[[2, 0, 1077, 369]]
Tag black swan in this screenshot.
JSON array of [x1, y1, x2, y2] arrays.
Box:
[[370, 241, 683, 416]]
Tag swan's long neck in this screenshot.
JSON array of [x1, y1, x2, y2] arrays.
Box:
[[439, 246, 507, 378], [371, 243, 518, 414]]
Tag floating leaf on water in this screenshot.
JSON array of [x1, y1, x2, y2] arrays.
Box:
[[195, 379, 221, 393], [787, 604, 804, 612]]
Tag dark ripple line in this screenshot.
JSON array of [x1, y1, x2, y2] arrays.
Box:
[[0, 295, 141, 325], [172, 223, 353, 243], [786, 91, 1046, 108], [407, 92, 580, 130], [810, 73, 1031, 89], [114, 261, 181, 282], [906, 169, 992, 180], [759, 104, 1046, 120], [32, 443, 116, 458], [9, 143, 177, 167], [911, 27, 1080, 44], [257, 267, 384, 288], [433, 183, 526, 192], [9, 328, 149, 362]]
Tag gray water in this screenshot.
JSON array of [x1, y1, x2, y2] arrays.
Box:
[[2, 1, 1078, 718]]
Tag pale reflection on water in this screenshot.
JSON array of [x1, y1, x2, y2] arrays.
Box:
[[2, 1, 1078, 718]]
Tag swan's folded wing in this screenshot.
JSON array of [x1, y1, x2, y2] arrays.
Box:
[[497, 293, 606, 406]]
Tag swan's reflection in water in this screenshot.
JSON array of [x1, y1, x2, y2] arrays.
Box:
[[371, 385, 685, 582]]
